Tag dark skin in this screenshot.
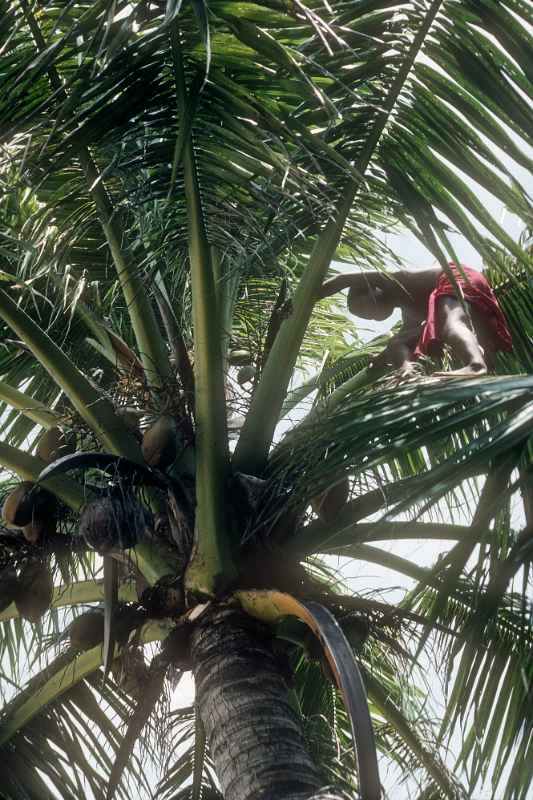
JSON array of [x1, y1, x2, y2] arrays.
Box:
[[318, 269, 490, 377]]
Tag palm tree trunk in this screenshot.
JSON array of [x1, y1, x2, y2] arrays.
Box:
[[191, 608, 342, 800]]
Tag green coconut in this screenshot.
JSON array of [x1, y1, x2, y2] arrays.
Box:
[[15, 561, 53, 622], [2, 482, 56, 528], [79, 494, 152, 553], [36, 426, 76, 464], [141, 415, 178, 470]]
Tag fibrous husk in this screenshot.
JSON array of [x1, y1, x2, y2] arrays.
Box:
[[69, 610, 105, 651], [140, 575, 184, 617], [141, 415, 178, 470], [311, 478, 349, 524], [2, 482, 56, 528], [228, 349, 252, 367], [0, 567, 19, 614], [36, 427, 76, 464], [79, 494, 153, 553], [15, 560, 53, 622]]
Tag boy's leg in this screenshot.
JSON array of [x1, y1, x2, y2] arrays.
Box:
[[433, 296, 487, 377]]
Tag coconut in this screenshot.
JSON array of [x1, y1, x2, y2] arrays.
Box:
[[2, 482, 56, 528], [15, 561, 53, 622], [79, 494, 152, 553], [311, 478, 349, 524], [141, 415, 178, 470], [228, 349, 252, 367], [69, 610, 105, 651], [237, 365, 256, 385], [36, 427, 76, 464], [0, 567, 19, 614]]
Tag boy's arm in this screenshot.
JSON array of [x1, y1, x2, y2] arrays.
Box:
[[317, 272, 384, 299], [316, 274, 360, 299], [318, 268, 440, 301]]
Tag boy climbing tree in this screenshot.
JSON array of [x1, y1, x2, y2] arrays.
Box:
[[318, 264, 513, 378]]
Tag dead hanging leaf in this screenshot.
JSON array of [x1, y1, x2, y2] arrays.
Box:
[[235, 589, 380, 800]]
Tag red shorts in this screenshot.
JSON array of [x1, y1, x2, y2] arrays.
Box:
[[414, 265, 513, 357]]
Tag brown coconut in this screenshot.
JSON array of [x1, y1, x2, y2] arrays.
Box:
[[142, 415, 178, 470], [311, 478, 349, 524], [69, 610, 105, 651], [79, 494, 152, 553], [2, 482, 55, 528], [36, 427, 76, 464], [0, 567, 19, 614], [15, 561, 53, 622]]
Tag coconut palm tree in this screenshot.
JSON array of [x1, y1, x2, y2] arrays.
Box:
[[0, 1, 532, 799]]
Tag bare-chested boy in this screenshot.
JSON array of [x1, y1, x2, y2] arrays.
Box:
[[318, 264, 512, 377]]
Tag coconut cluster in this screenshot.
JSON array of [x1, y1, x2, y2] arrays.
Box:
[[79, 493, 153, 553]]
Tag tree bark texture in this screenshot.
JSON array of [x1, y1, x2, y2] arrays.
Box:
[[191, 608, 324, 800]]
